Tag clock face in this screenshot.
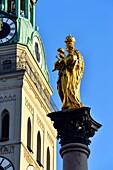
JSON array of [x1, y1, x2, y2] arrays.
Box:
[[0, 18, 16, 44], [0, 156, 14, 170], [33, 36, 42, 67], [27, 165, 34, 170]]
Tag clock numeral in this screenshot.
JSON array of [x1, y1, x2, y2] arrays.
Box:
[[9, 32, 14, 37], [9, 22, 14, 26], [6, 38, 9, 41], [4, 164, 12, 170], [6, 18, 9, 23], [0, 158, 4, 165], [10, 27, 15, 31], [4, 163, 12, 170]]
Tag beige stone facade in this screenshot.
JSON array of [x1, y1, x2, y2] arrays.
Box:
[[0, 44, 57, 170]]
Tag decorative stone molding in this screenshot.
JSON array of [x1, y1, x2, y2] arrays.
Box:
[[0, 145, 15, 155], [0, 54, 16, 64], [24, 149, 33, 165], [23, 148, 40, 170], [37, 115, 45, 131], [0, 95, 16, 103], [17, 53, 57, 112], [47, 132, 54, 146], [25, 97, 34, 115]]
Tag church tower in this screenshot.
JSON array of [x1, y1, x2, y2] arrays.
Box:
[[0, 1, 56, 170]]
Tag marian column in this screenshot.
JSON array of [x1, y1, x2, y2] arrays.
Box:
[[48, 35, 102, 170]]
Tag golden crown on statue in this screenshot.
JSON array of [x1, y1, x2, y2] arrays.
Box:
[[65, 35, 76, 46]]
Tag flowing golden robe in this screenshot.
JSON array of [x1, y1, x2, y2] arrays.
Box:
[[54, 49, 84, 110]]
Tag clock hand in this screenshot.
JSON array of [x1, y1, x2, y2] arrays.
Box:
[[0, 19, 3, 31]]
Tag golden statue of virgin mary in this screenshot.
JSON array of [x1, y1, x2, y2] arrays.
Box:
[[53, 35, 84, 110]]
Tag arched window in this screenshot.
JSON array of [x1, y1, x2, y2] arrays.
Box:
[[0, 0, 2, 7], [46, 147, 50, 170], [7, 0, 16, 14], [27, 117, 32, 152], [30, 1, 33, 22], [20, 0, 25, 17], [37, 131, 41, 164], [1, 109, 10, 140]]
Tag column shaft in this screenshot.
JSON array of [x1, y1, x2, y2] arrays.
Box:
[[60, 143, 90, 170]]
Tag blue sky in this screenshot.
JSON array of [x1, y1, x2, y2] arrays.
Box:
[[36, 0, 113, 170]]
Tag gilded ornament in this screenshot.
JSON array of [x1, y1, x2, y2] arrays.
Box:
[[53, 35, 84, 110], [0, 18, 3, 31]]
